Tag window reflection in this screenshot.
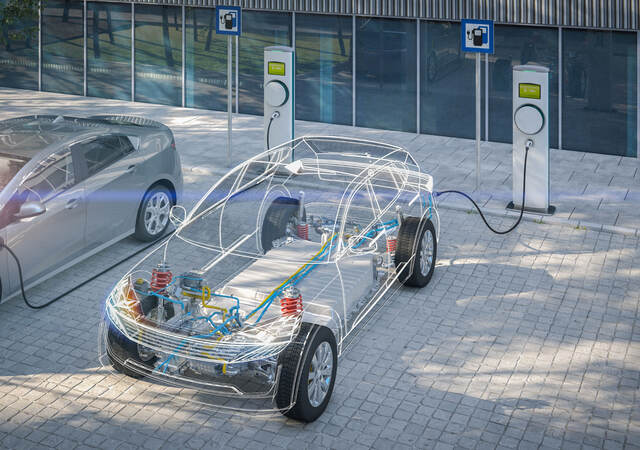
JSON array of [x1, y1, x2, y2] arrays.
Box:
[[296, 14, 353, 125], [0, 0, 38, 90], [42, 0, 84, 95], [87, 2, 131, 101], [185, 7, 228, 111], [135, 5, 182, 106], [356, 18, 417, 132], [563, 29, 637, 157]]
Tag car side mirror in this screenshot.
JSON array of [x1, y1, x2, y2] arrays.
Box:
[[169, 205, 186, 227], [15, 200, 46, 220]]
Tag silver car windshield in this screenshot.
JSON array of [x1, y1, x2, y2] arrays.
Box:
[[0, 155, 28, 191]]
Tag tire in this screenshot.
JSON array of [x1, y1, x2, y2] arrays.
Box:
[[394, 217, 437, 287], [134, 185, 173, 242], [261, 197, 300, 253], [106, 322, 157, 378], [276, 323, 337, 422]]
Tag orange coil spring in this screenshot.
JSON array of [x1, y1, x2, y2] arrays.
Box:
[[281, 294, 303, 317], [386, 237, 397, 253], [297, 223, 309, 240], [150, 267, 172, 293]]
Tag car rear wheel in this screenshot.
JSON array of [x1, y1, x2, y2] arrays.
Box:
[[395, 217, 437, 287], [276, 323, 337, 422], [134, 185, 173, 242], [261, 196, 300, 253], [106, 323, 157, 378]]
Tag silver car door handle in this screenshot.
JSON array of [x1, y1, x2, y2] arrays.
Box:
[[65, 198, 80, 209], [126, 164, 137, 174]]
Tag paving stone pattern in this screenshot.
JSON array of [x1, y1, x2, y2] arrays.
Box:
[[0, 89, 639, 449]]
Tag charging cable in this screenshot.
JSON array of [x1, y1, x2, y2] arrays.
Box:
[[0, 232, 174, 309], [434, 140, 532, 235], [266, 111, 280, 150]]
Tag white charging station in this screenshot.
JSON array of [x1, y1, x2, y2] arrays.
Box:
[[509, 65, 555, 215], [264, 46, 294, 150]]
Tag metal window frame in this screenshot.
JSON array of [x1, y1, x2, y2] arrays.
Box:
[[131, 3, 135, 102], [182, 5, 186, 108], [38, 1, 42, 91], [83, 0, 87, 97], [416, 19, 420, 134], [352, 14, 356, 127], [558, 27, 563, 150]]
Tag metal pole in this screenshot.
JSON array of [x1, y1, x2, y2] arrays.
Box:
[[475, 52, 481, 190], [637, 31, 639, 159], [227, 35, 232, 167], [484, 52, 488, 141], [235, 34, 239, 114]]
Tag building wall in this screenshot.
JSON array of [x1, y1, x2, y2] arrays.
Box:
[[0, 1, 637, 157]]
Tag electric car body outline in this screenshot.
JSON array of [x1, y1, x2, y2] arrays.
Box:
[[0, 115, 183, 302], [99, 136, 439, 422]]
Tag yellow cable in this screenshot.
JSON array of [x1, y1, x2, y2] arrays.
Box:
[[246, 234, 336, 320]]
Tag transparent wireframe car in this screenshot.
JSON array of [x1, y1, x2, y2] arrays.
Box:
[[99, 137, 440, 422]]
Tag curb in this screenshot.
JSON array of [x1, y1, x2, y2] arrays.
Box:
[[438, 202, 639, 237]]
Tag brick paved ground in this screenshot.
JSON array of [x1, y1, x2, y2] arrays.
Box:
[[0, 89, 639, 449]]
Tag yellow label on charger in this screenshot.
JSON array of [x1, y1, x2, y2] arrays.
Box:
[[268, 61, 286, 76], [519, 83, 541, 99]]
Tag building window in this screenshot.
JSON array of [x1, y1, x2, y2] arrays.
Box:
[[356, 17, 417, 132], [0, 0, 38, 90], [239, 11, 291, 116], [134, 5, 182, 106], [563, 29, 637, 157], [489, 25, 558, 147], [295, 14, 353, 125], [42, 0, 84, 95], [87, 2, 131, 101], [420, 21, 478, 139], [185, 7, 227, 111]]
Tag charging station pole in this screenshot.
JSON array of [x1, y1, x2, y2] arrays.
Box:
[[461, 19, 493, 190], [216, 6, 241, 167]]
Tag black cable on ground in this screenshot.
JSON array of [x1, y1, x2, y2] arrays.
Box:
[[0, 232, 174, 310], [434, 146, 530, 235]]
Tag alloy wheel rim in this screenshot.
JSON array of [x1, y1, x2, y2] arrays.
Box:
[[419, 228, 434, 276], [144, 192, 170, 236], [307, 341, 333, 407]]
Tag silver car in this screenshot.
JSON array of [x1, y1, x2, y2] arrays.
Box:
[[0, 115, 183, 303]]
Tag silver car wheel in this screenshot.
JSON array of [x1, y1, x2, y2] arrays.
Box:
[[144, 191, 170, 236], [419, 228, 434, 277], [307, 341, 333, 408]]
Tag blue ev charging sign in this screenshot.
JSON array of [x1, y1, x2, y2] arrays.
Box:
[[461, 19, 494, 54], [216, 6, 242, 36]]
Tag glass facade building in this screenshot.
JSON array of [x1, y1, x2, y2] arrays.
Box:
[[0, 3, 637, 158]]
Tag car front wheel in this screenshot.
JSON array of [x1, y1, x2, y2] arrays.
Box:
[[134, 185, 173, 241], [276, 323, 337, 422], [395, 217, 437, 287]]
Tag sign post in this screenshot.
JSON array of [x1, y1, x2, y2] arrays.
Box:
[[461, 19, 494, 190], [216, 6, 242, 167]]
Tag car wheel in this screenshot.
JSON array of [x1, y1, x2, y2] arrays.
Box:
[[106, 322, 157, 378], [395, 217, 437, 287], [276, 323, 337, 422], [261, 196, 300, 253], [134, 185, 173, 242]]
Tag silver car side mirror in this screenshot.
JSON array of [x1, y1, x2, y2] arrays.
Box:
[[169, 205, 186, 227], [15, 200, 46, 220]]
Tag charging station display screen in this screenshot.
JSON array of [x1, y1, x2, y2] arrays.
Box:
[[268, 62, 285, 76], [519, 83, 541, 99]]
